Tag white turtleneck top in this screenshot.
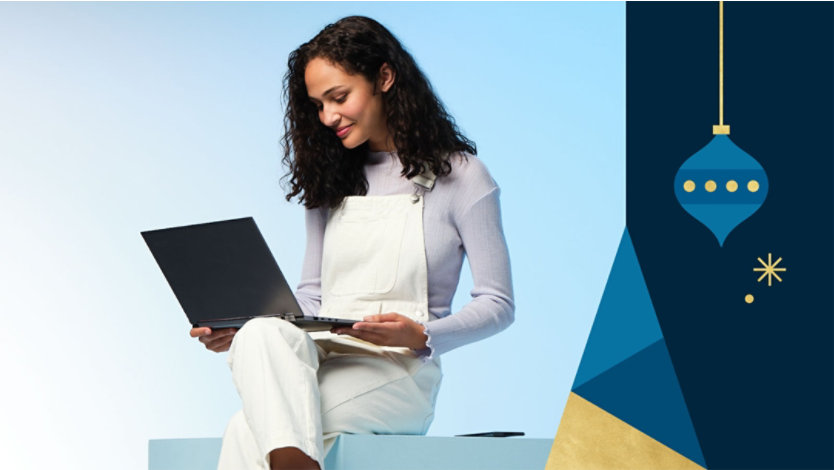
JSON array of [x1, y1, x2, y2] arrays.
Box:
[[295, 151, 514, 358]]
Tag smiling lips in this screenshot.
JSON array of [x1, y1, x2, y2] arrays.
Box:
[[335, 124, 353, 138]]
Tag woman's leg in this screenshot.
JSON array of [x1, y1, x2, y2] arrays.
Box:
[[219, 411, 320, 470], [219, 318, 325, 470], [217, 410, 264, 469], [267, 448, 319, 470], [318, 345, 442, 449]]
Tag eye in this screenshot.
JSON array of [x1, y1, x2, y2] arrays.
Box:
[[333, 93, 347, 104]]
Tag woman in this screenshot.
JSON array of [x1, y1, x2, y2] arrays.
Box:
[[191, 16, 514, 470]]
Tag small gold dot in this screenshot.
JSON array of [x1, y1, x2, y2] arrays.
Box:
[[726, 180, 738, 192], [745, 294, 754, 304], [705, 180, 717, 192], [683, 180, 696, 192], [748, 180, 760, 192]]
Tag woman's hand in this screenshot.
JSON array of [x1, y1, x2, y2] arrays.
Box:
[[332, 313, 428, 350], [190, 327, 238, 353]]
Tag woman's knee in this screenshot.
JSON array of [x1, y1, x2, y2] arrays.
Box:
[[234, 317, 302, 347], [230, 317, 318, 365]]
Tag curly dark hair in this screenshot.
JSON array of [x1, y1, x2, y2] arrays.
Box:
[[282, 16, 476, 209]]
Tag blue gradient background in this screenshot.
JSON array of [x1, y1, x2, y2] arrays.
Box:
[[0, 2, 624, 469]]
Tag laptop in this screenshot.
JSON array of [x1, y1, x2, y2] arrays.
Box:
[[141, 217, 356, 331]]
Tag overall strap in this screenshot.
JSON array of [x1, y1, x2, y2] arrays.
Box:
[[411, 164, 437, 194]]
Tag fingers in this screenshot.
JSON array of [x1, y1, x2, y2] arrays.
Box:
[[331, 314, 425, 348], [191, 327, 238, 352], [204, 332, 236, 352], [352, 321, 404, 334], [362, 312, 405, 323], [190, 327, 212, 338], [332, 321, 405, 347], [331, 327, 360, 338], [333, 327, 388, 346]]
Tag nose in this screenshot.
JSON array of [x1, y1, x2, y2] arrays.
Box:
[[319, 103, 340, 128]]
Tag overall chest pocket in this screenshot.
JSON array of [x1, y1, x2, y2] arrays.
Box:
[[322, 209, 408, 297]]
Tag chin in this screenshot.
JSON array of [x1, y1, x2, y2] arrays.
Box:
[[340, 137, 366, 150]]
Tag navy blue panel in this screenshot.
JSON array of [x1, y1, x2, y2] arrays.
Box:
[[627, 2, 833, 469], [575, 339, 706, 468]]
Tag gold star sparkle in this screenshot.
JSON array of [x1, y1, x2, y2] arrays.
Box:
[[753, 253, 786, 287]]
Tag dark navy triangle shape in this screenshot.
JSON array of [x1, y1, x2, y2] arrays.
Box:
[[573, 228, 663, 389], [574, 338, 707, 468]]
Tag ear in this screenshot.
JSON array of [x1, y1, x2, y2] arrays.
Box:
[[377, 63, 396, 93]]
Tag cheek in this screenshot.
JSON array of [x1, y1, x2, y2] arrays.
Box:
[[341, 102, 362, 121], [366, 96, 386, 123], [348, 93, 376, 120]]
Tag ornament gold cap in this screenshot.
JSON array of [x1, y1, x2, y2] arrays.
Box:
[[713, 125, 731, 135]]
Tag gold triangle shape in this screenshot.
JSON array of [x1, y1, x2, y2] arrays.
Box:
[[546, 392, 706, 470]]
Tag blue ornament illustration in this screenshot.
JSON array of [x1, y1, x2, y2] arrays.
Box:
[[674, 135, 768, 246], [673, 2, 768, 247]]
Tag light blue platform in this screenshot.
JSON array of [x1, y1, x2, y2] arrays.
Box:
[[149, 434, 552, 470]]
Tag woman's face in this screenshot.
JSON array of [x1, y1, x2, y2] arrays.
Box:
[[305, 57, 395, 152]]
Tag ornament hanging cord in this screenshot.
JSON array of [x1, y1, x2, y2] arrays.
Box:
[[714, 1, 730, 135]]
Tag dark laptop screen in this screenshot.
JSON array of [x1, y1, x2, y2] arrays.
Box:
[[141, 217, 301, 325]]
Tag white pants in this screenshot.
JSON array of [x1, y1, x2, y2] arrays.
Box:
[[217, 317, 442, 470]]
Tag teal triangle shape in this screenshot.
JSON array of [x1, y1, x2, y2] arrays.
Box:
[[574, 339, 707, 468], [572, 228, 663, 389]]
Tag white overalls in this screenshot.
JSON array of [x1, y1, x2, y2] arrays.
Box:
[[217, 175, 442, 470]]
